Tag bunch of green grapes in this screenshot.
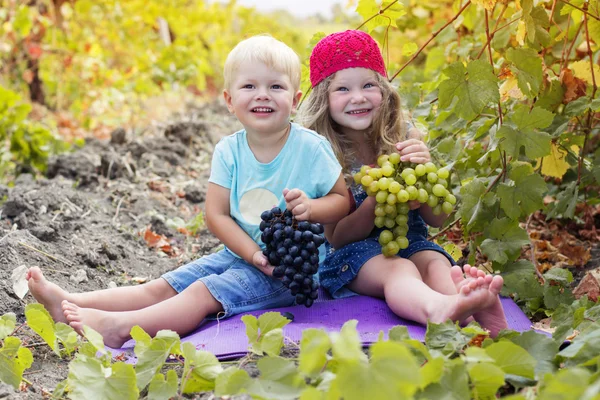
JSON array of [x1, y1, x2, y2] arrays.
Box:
[[353, 153, 456, 257]]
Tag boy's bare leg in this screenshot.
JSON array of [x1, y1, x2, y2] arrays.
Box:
[[450, 265, 508, 337], [410, 251, 457, 295], [348, 255, 501, 326], [26, 267, 176, 323], [63, 280, 222, 348]]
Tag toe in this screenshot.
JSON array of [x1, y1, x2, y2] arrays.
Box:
[[450, 266, 464, 286]]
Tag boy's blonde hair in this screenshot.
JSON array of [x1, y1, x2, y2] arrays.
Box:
[[298, 71, 406, 183], [223, 35, 301, 91]]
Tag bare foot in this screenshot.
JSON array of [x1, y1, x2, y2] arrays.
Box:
[[450, 265, 508, 337], [430, 276, 498, 325], [62, 301, 131, 348], [26, 267, 72, 323]]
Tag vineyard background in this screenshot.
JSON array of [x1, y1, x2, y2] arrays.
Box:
[[0, 0, 599, 398]]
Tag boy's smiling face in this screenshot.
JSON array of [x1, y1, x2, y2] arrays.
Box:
[[224, 61, 301, 137]]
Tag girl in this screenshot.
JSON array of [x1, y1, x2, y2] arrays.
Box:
[[300, 30, 507, 336]]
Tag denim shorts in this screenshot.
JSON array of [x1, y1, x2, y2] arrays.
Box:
[[162, 249, 295, 319], [319, 229, 456, 299]]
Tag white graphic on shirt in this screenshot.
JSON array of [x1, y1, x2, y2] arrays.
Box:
[[239, 188, 279, 225]]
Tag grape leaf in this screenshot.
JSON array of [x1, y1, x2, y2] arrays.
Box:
[[485, 341, 536, 379], [497, 167, 547, 219], [299, 328, 331, 376], [497, 105, 553, 159], [388, 325, 410, 342], [0, 313, 16, 340], [214, 367, 251, 397], [467, 362, 505, 399], [181, 342, 223, 394], [417, 358, 470, 400], [67, 356, 139, 400], [0, 337, 33, 389], [331, 319, 367, 364], [55, 322, 78, 356], [472, 0, 497, 10], [510, 331, 558, 377], [546, 181, 578, 219], [241, 315, 259, 344], [538, 142, 572, 179], [369, 341, 421, 397], [147, 370, 179, 400], [25, 303, 58, 353], [356, 0, 406, 33], [506, 47, 543, 97], [537, 367, 591, 398], [438, 60, 499, 120], [132, 327, 181, 390], [260, 328, 285, 357], [481, 218, 530, 264]]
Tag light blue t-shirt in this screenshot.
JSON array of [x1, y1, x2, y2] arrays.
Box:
[[209, 123, 342, 255]]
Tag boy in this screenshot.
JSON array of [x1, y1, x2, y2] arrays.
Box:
[[26, 35, 349, 348]]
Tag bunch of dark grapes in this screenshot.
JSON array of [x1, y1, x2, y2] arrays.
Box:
[[259, 207, 325, 308], [353, 153, 456, 257]]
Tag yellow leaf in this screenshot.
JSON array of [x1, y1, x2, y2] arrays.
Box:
[[472, 0, 497, 10], [537, 143, 577, 179], [499, 76, 525, 101], [516, 20, 527, 46], [571, 60, 600, 86], [441, 242, 462, 262], [402, 42, 418, 57]]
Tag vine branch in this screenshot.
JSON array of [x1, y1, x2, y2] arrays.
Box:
[[356, 0, 399, 31], [560, 0, 600, 22], [389, 1, 472, 81]]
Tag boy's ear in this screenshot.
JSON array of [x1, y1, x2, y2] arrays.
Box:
[[291, 90, 303, 113], [223, 89, 235, 114]]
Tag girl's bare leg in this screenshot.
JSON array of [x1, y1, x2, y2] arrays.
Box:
[[62, 280, 222, 348], [26, 267, 176, 323], [410, 251, 456, 295], [450, 265, 508, 337], [348, 255, 499, 326]]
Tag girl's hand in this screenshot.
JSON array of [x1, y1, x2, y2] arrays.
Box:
[[408, 200, 421, 210], [395, 139, 431, 164], [284, 188, 312, 220], [252, 250, 274, 276]]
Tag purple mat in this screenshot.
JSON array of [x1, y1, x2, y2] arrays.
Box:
[[108, 290, 536, 362]]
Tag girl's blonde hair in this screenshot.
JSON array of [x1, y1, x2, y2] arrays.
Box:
[[298, 71, 406, 183], [223, 35, 301, 92]]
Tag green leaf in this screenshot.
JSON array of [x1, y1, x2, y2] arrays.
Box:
[[147, 370, 178, 400], [420, 357, 444, 389], [388, 325, 410, 342], [0, 337, 33, 389], [458, 178, 496, 232], [418, 358, 470, 400], [55, 322, 79, 356], [485, 341, 536, 379], [331, 320, 367, 364], [82, 326, 106, 355], [181, 342, 223, 394], [369, 341, 421, 397], [544, 268, 573, 285], [260, 328, 285, 357], [506, 47, 543, 97], [241, 315, 259, 344], [497, 169, 547, 219], [536, 80, 565, 111], [133, 328, 181, 391], [467, 362, 505, 399], [0, 313, 16, 340], [557, 323, 600, 367], [67, 356, 139, 400], [481, 218, 530, 264], [546, 181, 578, 219], [258, 357, 304, 388], [425, 320, 471, 355], [13, 5, 33, 37], [257, 312, 292, 335], [438, 60, 499, 120], [25, 303, 58, 353], [497, 105, 553, 159], [299, 328, 330, 376], [510, 331, 558, 377], [537, 367, 591, 399], [356, 0, 406, 33], [564, 96, 591, 117], [214, 367, 251, 397]]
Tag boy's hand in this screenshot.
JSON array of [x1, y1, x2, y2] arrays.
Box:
[[283, 188, 312, 221], [395, 139, 431, 164], [252, 250, 274, 276]]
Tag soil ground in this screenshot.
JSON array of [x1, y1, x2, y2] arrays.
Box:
[[0, 100, 598, 398]]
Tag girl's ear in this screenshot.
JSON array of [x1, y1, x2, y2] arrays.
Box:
[[223, 90, 235, 114], [291, 90, 303, 113]]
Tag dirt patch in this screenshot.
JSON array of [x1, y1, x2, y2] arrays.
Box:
[[0, 100, 242, 397]]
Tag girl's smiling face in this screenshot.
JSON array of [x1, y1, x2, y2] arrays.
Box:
[[327, 68, 383, 136]]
